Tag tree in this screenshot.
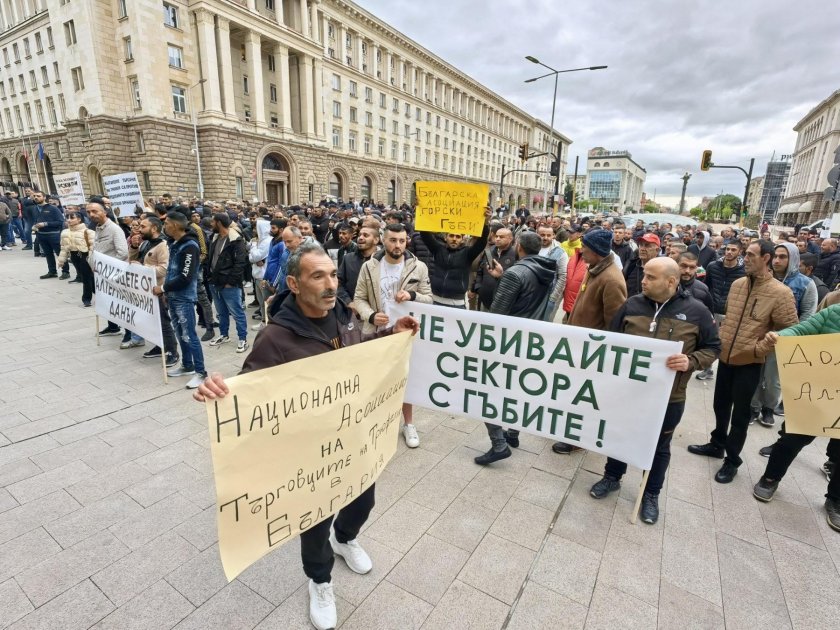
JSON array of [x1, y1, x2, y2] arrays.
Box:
[[643, 202, 659, 213], [689, 206, 703, 217], [706, 194, 741, 220], [563, 181, 575, 206]]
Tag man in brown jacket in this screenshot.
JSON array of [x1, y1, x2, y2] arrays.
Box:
[[194, 241, 418, 630], [688, 240, 798, 483], [553, 229, 628, 455]]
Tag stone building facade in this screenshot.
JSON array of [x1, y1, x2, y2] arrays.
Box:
[[0, 0, 570, 209]]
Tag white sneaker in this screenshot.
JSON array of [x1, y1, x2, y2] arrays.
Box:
[[185, 373, 207, 389], [236, 340, 249, 353], [167, 365, 196, 377], [402, 423, 420, 448], [251, 322, 265, 331], [308, 579, 337, 630], [209, 335, 230, 346], [329, 530, 372, 574]]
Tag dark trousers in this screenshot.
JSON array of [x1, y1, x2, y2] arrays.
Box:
[[158, 296, 179, 357], [710, 362, 763, 467], [765, 425, 839, 501], [70, 251, 95, 304], [0, 223, 9, 246], [300, 484, 375, 584], [38, 232, 62, 274], [605, 401, 686, 495]]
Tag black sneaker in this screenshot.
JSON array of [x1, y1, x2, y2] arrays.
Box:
[[200, 328, 215, 342], [590, 476, 621, 499], [759, 445, 773, 457], [687, 442, 724, 458], [640, 492, 659, 524], [59, 272, 70, 280], [98, 327, 121, 336], [749, 409, 760, 425], [714, 461, 738, 484], [474, 447, 512, 466], [552, 442, 581, 455], [69, 277, 82, 283], [826, 498, 840, 532], [774, 403, 785, 417], [504, 430, 519, 448], [39, 272, 57, 279], [753, 477, 778, 502], [165, 353, 180, 367], [142, 347, 162, 359], [759, 408, 775, 427]]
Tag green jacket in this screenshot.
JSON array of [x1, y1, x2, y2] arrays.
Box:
[[779, 304, 840, 337]]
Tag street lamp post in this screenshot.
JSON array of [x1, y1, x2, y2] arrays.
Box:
[[188, 79, 207, 198], [524, 58, 607, 215]]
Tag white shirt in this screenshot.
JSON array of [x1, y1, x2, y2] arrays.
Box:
[[378, 259, 404, 328]]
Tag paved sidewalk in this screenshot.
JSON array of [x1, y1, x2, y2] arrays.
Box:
[[1, 246, 838, 630]]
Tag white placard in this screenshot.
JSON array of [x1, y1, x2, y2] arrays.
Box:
[[92, 252, 163, 348], [103, 172, 144, 218], [53, 171, 86, 206], [393, 302, 682, 470]]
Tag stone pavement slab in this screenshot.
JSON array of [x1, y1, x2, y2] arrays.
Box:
[[1, 247, 839, 629]]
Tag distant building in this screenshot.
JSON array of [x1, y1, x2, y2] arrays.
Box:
[[584, 147, 646, 212], [758, 161, 790, 222], [776, 88, 840, 226], [565, 173, 586, 199], [746, 175, 765, 216]]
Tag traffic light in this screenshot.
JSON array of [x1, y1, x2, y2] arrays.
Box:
[[549, 161, 559, 177], [518, 143, 529, 161], [700, 150, 713, 171]]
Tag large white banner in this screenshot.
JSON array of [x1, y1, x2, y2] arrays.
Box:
[[53, 171, 86, 206], [393, 303, 682, 470], [92, 252, 163, 348], [103, 172, 144, 218]]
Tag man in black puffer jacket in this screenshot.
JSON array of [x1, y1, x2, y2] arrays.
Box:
[[419, 207, 491, 307]]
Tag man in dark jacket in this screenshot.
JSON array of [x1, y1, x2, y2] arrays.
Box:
[[688, 230, 717, 269], [419, 207, 491, 307], [589, 257, 720, 523], [193, 242, 418, 630], [815, 238, 840, 290], [324, 222, 357, 268], [337, 223, 379, 312], [611, 223, 633, 267], [32, 191, 67, 278], [677, 252, 714, 313], [207, 213, 249, 352], [624, 233, 659, 297], [22, 188, 38, 251], [471, 227, 516, 311], [800, 252, 830, 303], [474, 230, 557, 463]]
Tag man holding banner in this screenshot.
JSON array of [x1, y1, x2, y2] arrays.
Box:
[[194, 242, 419, 630], [588, 258, 720, 524]]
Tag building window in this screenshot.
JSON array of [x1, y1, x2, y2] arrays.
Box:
[[379, 116, 385, 131], [349, 81, 357, 97], [365, 87, 372, 103], [269, 84, 277, 103], [130, 79, 141, 109], [58, 94, 66, 120], [349, 107, 357, 123], [53, 62, 60, 83], [46, 27, 54, 48], [268, 55, 275, 72], [35, 102, 44, 127], [329, 172, 343, 198], [41, 66, 49, 87], [265, 0, 275, 9], [332, 126, 341, 148], [34, 33, 43, 53], [348, 131, 357, 152], [171, 84, 186, 113], [391, 141, 397, 159], [0, 82, 4, 98], [71, 67, 84, 91], [361, 176, 371, 198], [2, 49, 8, 66], [64, 21, 77, 46], [29, 71, 37, 91], [379, 93, 386, 108], [331, 74, 340, 91], [142, 171, 152, 192], [117, 0, 127, 18], [167, 45, 183, 69], [308, 183, 314, 203], [124, 37, 133, 61], [163, 2, 179, 28], [23, 38, 30, 57], [364, 135, 371, 154], [235, 176, 243, 198], [18, 74, 25, 93], [135, 131, 145, 153], [365, 111, 372, 127], [8, 78, 14, 96], [45, 96, 56, 125], [378, 138, 385, 157], [392, 98, 398, 113], [332, 101, 341, 118], [243, 75, 249, 94], [270, 113, 278, 128], [13, 43, 19, 62]]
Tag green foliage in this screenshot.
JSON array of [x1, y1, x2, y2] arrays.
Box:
[[643, 202, 659, 213]]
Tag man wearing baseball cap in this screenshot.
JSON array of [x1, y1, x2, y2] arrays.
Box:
[[624, 233, 660, 297], [561, 223, 583, 258]]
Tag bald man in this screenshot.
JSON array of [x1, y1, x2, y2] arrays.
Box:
[[588, 257, 721, 525]]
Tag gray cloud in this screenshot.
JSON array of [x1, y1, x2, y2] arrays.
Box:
[[360, 0, 839, 205]]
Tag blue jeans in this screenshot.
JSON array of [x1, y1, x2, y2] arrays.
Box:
[[169, 298, 205, 373], [23, 219, 34, 247], [9, 218, 24, 241], [211, 285, 247, 340]]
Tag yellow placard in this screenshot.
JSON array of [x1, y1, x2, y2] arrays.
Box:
[[205, 332, 413, 581], [777, 334, 840, 438], [414, 181, 488, 236]]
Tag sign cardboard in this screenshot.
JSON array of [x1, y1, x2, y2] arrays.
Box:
[[91, 252, 163, 347], [777, 334, 840, 438], [414, 181, 488, 236], [392, 303, 681, 470], [102, 172, 144, 218], [53, 171, 86, 206], [206, 332, 413, 581]]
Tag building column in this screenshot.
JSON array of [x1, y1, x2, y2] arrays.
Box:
[[216, 17, 236, 117], [299, 54, 315, 136], [337, 22, 346, 64], [275, 0, 285, 26], [274, 43, 293, 131], [385, 51, 393, 84], [298, 0, 310, 37], [321, 13, 329, 56], [313, 57, 324, 137], [309, 0, 319, 41], [194, 10, 222, 113], [6, 0, 18, 26], [371, 43, 379, 78], [245, 31, 266, 125]]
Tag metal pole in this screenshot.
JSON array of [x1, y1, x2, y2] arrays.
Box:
[[541, 72, 559, 215], [552, 141, 563, 216], [679, 172, 690, 213], [189, 82, 205, 198], [571, 156, 579, 212], [499, 163, 505, 212], [740, 158, 754, 228]]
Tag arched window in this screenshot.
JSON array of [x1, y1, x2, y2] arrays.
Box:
[[603, 161, 610, 167], [593, 162, 601, 167], [87, 166, 104, 195], [387, 179, 396, 205], [360, 176, 372, 199], [262, 154, 287, 171], [329, 172, 343, 198]]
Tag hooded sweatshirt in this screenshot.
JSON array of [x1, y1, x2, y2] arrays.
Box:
[[248, 219, 272, 280], [688, 230, 717, 269], [776, 242, 817, 321]]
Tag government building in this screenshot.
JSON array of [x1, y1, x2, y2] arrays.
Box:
[[0, 0, 570, 208]]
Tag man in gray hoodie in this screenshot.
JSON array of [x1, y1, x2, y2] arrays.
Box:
[[751, 242, 816, 427], [688, 230, 717, 270]]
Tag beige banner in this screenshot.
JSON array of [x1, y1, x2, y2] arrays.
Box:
[[777, 334, 840, 438], [205, 332, 413, 581]]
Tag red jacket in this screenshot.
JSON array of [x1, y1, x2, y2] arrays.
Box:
[[563, 250, 589, 314]]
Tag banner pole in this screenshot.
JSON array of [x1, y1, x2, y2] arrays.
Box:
[[161, 349, 169, 384], [629, 469, 650, 525], [95, 315, 100, 346]]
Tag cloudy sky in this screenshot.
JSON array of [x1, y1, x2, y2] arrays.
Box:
[[361, 0, 838, 208]]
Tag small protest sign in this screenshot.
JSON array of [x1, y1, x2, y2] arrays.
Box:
[[205, 332, 413, 581], [103, 172, 144, 218], [53, 171, 86, 206], [414, 181, 488, 236], [392, 303, 681, 470], [92, 252, 163, 348], [777, 334, 840, 438]]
